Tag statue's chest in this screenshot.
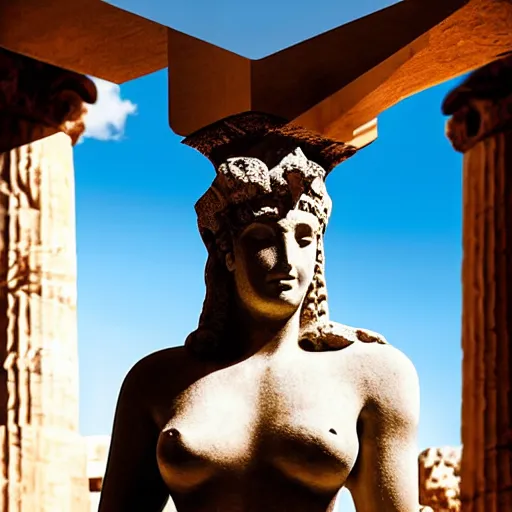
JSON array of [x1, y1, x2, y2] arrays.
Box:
[[162, 355, 360, 473], [172, 357, 342, 424]]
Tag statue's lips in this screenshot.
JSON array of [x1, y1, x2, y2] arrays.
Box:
[[266, 274, 297, 290]]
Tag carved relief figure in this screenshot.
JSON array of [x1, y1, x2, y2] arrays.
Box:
[[99, 113, 420, 512]]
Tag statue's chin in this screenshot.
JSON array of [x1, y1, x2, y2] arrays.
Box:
[[240, 297, 302, 322], [262, 283, 305, 305]]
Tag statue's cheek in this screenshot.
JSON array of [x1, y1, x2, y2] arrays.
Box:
[[254, 247, 278, 271]]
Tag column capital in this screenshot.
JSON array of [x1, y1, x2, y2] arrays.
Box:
[[442, 53, 512, 153], [182, 111, 358, 173], [0, 48, 97, 148]]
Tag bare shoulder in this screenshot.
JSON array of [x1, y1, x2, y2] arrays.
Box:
[[119, 345, 192, 425], [359, 340, 419, 385], [356, 340, 420, 426], [121, 346, 187, 392], [125, 346, 189, 381], [328, 322, 419, 423]]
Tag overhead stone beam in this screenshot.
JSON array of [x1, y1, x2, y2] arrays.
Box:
[[0, 0, 168, 83], [168, 0, 512, 146], [1, 0, 511, 148]]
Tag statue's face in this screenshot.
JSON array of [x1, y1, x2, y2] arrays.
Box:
[[227, 208, 319, 319]]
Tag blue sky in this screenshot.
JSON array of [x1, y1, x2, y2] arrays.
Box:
[[108, 0, 402, 57], [77, 1, 464, 509]]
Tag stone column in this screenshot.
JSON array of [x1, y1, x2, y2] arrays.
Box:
[[0, 48, 96, 511], [443, 54, 512, 512]]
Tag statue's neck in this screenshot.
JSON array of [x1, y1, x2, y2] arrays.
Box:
[[234, 305, 302, 356]]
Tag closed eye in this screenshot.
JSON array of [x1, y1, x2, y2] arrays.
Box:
[[295, 223, 315, 248], [297, 236, 314, 248]]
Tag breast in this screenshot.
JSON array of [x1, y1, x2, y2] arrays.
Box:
[[156, 410, 359, 494], [157, 427, 219, 493], [263, 424, 359, 492], [156, 356, 361, 495], [157, 373, 261, 492]]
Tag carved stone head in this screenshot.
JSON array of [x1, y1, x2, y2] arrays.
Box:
[[182, 112, 364, 360]]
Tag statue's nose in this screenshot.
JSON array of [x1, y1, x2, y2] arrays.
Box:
[[276, 236, 294, 271]]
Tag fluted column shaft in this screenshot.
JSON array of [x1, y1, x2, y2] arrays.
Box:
[[0, 48, 96, 512], [443, 55, 512, 512]]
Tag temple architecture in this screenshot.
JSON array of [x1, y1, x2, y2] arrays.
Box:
[[443, 54, 512, 512], [0, 49, 96, 510], [86, 436, 110, 512], [0, 0, 510, 510]]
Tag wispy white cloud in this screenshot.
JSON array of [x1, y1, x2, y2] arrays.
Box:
[[81, 77, 137, 143]]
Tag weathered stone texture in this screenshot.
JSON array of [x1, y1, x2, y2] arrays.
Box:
[[0, 47, 97, 152], [419, 447, 461, 512], [0, 134, 89, 511], [443, 55, 512, 512], [459, 128, 512, 512], [0, 49, 95, 512]]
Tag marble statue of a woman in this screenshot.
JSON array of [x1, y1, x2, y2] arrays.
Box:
[[98, 113, 421, 512]]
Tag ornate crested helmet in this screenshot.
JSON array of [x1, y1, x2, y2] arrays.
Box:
[[186, 112, 355, 249], [182, 112, 381, 359], [195, 149, 332, 256]]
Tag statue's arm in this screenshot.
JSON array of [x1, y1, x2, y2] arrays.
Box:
[[98, 360, 170, 512], [346, 347, 420, 512]]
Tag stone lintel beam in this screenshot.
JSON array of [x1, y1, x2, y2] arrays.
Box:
[[0, 0, 167, 84], [0, 47, 97, 151], [168, 0, 512, 146], [443, 54, 512, 512], [2, 0, 510, 149]]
